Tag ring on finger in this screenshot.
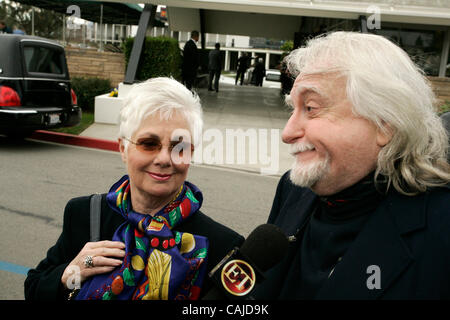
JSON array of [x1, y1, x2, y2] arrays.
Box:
[[84, 255, 94, 268]]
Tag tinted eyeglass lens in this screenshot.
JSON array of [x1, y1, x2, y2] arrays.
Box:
[[170, 141, 194, 156], [131, 138, 194, 156], [136, 138, 161, 152]]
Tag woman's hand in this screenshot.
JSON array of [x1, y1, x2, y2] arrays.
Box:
[[61, 241, 126, 289]]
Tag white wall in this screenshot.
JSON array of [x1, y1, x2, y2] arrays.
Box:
[[167, 7, 301, 40], [167, 7, 201, 32]]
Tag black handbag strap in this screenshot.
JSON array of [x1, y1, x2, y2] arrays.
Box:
[[89, 194, 102, 242]]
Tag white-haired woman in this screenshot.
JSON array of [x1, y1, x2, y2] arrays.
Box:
[[25, 78, 244, 300]]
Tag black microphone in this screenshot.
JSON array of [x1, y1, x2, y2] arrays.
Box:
[[202, 224, 288, 300]]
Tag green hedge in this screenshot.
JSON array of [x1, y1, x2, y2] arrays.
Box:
[[122, 36, 182, 81], [71, 77, 112, 112]]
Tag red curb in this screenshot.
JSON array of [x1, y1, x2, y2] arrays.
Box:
[[29, 130, 119, 152]]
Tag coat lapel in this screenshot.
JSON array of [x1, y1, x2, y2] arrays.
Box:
[[277, 187, 317, 237], [316, 191, 426, 300]]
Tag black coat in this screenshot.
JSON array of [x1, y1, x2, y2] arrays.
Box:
[[208, 49, 221, 71], [24, 194, 244, 300], [254, 172, 450, 300]]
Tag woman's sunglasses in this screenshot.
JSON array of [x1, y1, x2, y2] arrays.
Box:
[[124, 136, 194, 157]]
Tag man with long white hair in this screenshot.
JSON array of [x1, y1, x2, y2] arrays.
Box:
[[255, 32, 450, 299]]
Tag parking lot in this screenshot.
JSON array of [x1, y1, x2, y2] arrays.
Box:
[[0, 136, 280, 300]]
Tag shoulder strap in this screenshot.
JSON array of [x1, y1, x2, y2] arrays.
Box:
[[89, 194, 102, 242]]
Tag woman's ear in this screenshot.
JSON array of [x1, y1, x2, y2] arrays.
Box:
[[118, 138, 127, 163]]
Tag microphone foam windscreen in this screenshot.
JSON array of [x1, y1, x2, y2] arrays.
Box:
[[240, 224, 289, 272]]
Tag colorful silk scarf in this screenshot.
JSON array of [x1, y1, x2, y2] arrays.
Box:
[[75, 175, 209, 300]]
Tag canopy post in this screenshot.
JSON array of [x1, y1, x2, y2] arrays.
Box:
[[124, 4, 156, 84], [199, 9, 206, 50]]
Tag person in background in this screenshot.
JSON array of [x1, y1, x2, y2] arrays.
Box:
[[254, 31, 450, 300], [0, 20, 12, 34], [182, 31, 200, 91], [208, 43, 222, 93], [253, 58, 266, 87], [235, 52, 249, 86], [13, 25, 26, 35]]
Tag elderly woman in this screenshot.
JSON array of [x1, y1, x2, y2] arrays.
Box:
[[24, 78, 244, 300]]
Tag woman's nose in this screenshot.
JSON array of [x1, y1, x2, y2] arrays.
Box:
[[152, 146, 172, 167], [282, 109, 305, 144]]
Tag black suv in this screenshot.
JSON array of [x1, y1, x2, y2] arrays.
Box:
[[0, 34, 81, 136]]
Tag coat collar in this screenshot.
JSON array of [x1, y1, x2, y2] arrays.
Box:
[[279, 185, 317, 237], [316, 189, 427, 299]]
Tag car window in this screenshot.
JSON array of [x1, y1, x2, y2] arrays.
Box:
[[23, 45, 64, 75]]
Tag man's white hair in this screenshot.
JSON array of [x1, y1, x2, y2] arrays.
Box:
[[285, 31, 450, 195], [119, 77, 203, 150]]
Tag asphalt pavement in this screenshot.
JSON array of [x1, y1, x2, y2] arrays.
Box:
[[0, 137, 280, 300]]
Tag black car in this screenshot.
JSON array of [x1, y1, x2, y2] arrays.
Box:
[[0, 34, 81, 136]]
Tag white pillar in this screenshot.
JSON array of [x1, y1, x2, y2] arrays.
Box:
[[82, 24, 86, 47], [112, 24, 115, 43], [265, 52, 270, 70], [225, 50, 230, 71]]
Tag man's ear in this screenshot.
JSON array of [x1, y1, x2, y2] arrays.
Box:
[[118, 138, 127, 163], [376, 123, 393, 147]]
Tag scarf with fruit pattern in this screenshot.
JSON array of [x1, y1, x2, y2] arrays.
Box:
[[75, 175, 208, 300]]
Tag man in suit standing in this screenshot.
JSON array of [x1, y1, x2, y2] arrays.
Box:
[[235, 53, 249, 86], [253, 58, 266, 87], [254, 32, 450, 300], [208, 43, 222, 93], [182, 30, 199, 91]]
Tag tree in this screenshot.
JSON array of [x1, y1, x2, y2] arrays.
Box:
[[0, 0, 63, 39], [280, 40, 294, 53]]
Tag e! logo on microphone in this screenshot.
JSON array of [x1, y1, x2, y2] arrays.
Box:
[[221, 259, 256, 296]]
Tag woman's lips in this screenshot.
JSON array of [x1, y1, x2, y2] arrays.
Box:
[[147, 172, 172, 181]]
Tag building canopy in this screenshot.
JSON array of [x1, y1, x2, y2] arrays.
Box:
[[12, 0, 162, 26]]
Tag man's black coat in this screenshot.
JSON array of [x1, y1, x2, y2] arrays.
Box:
[[254, 172, 450, 300], [24, 194, 244, 300], [182, 39, 199, 78]]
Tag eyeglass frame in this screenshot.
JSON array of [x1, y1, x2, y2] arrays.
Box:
[[122, 136, 195, 158]]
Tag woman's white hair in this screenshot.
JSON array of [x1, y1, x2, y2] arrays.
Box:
[[285, 31, 450, 195], [119, 77, 203, 150]]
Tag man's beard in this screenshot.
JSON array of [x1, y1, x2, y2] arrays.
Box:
[[289, 142, 330, 188]]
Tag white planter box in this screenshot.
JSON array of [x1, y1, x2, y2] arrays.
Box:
[[94, 82, 132, 124]]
